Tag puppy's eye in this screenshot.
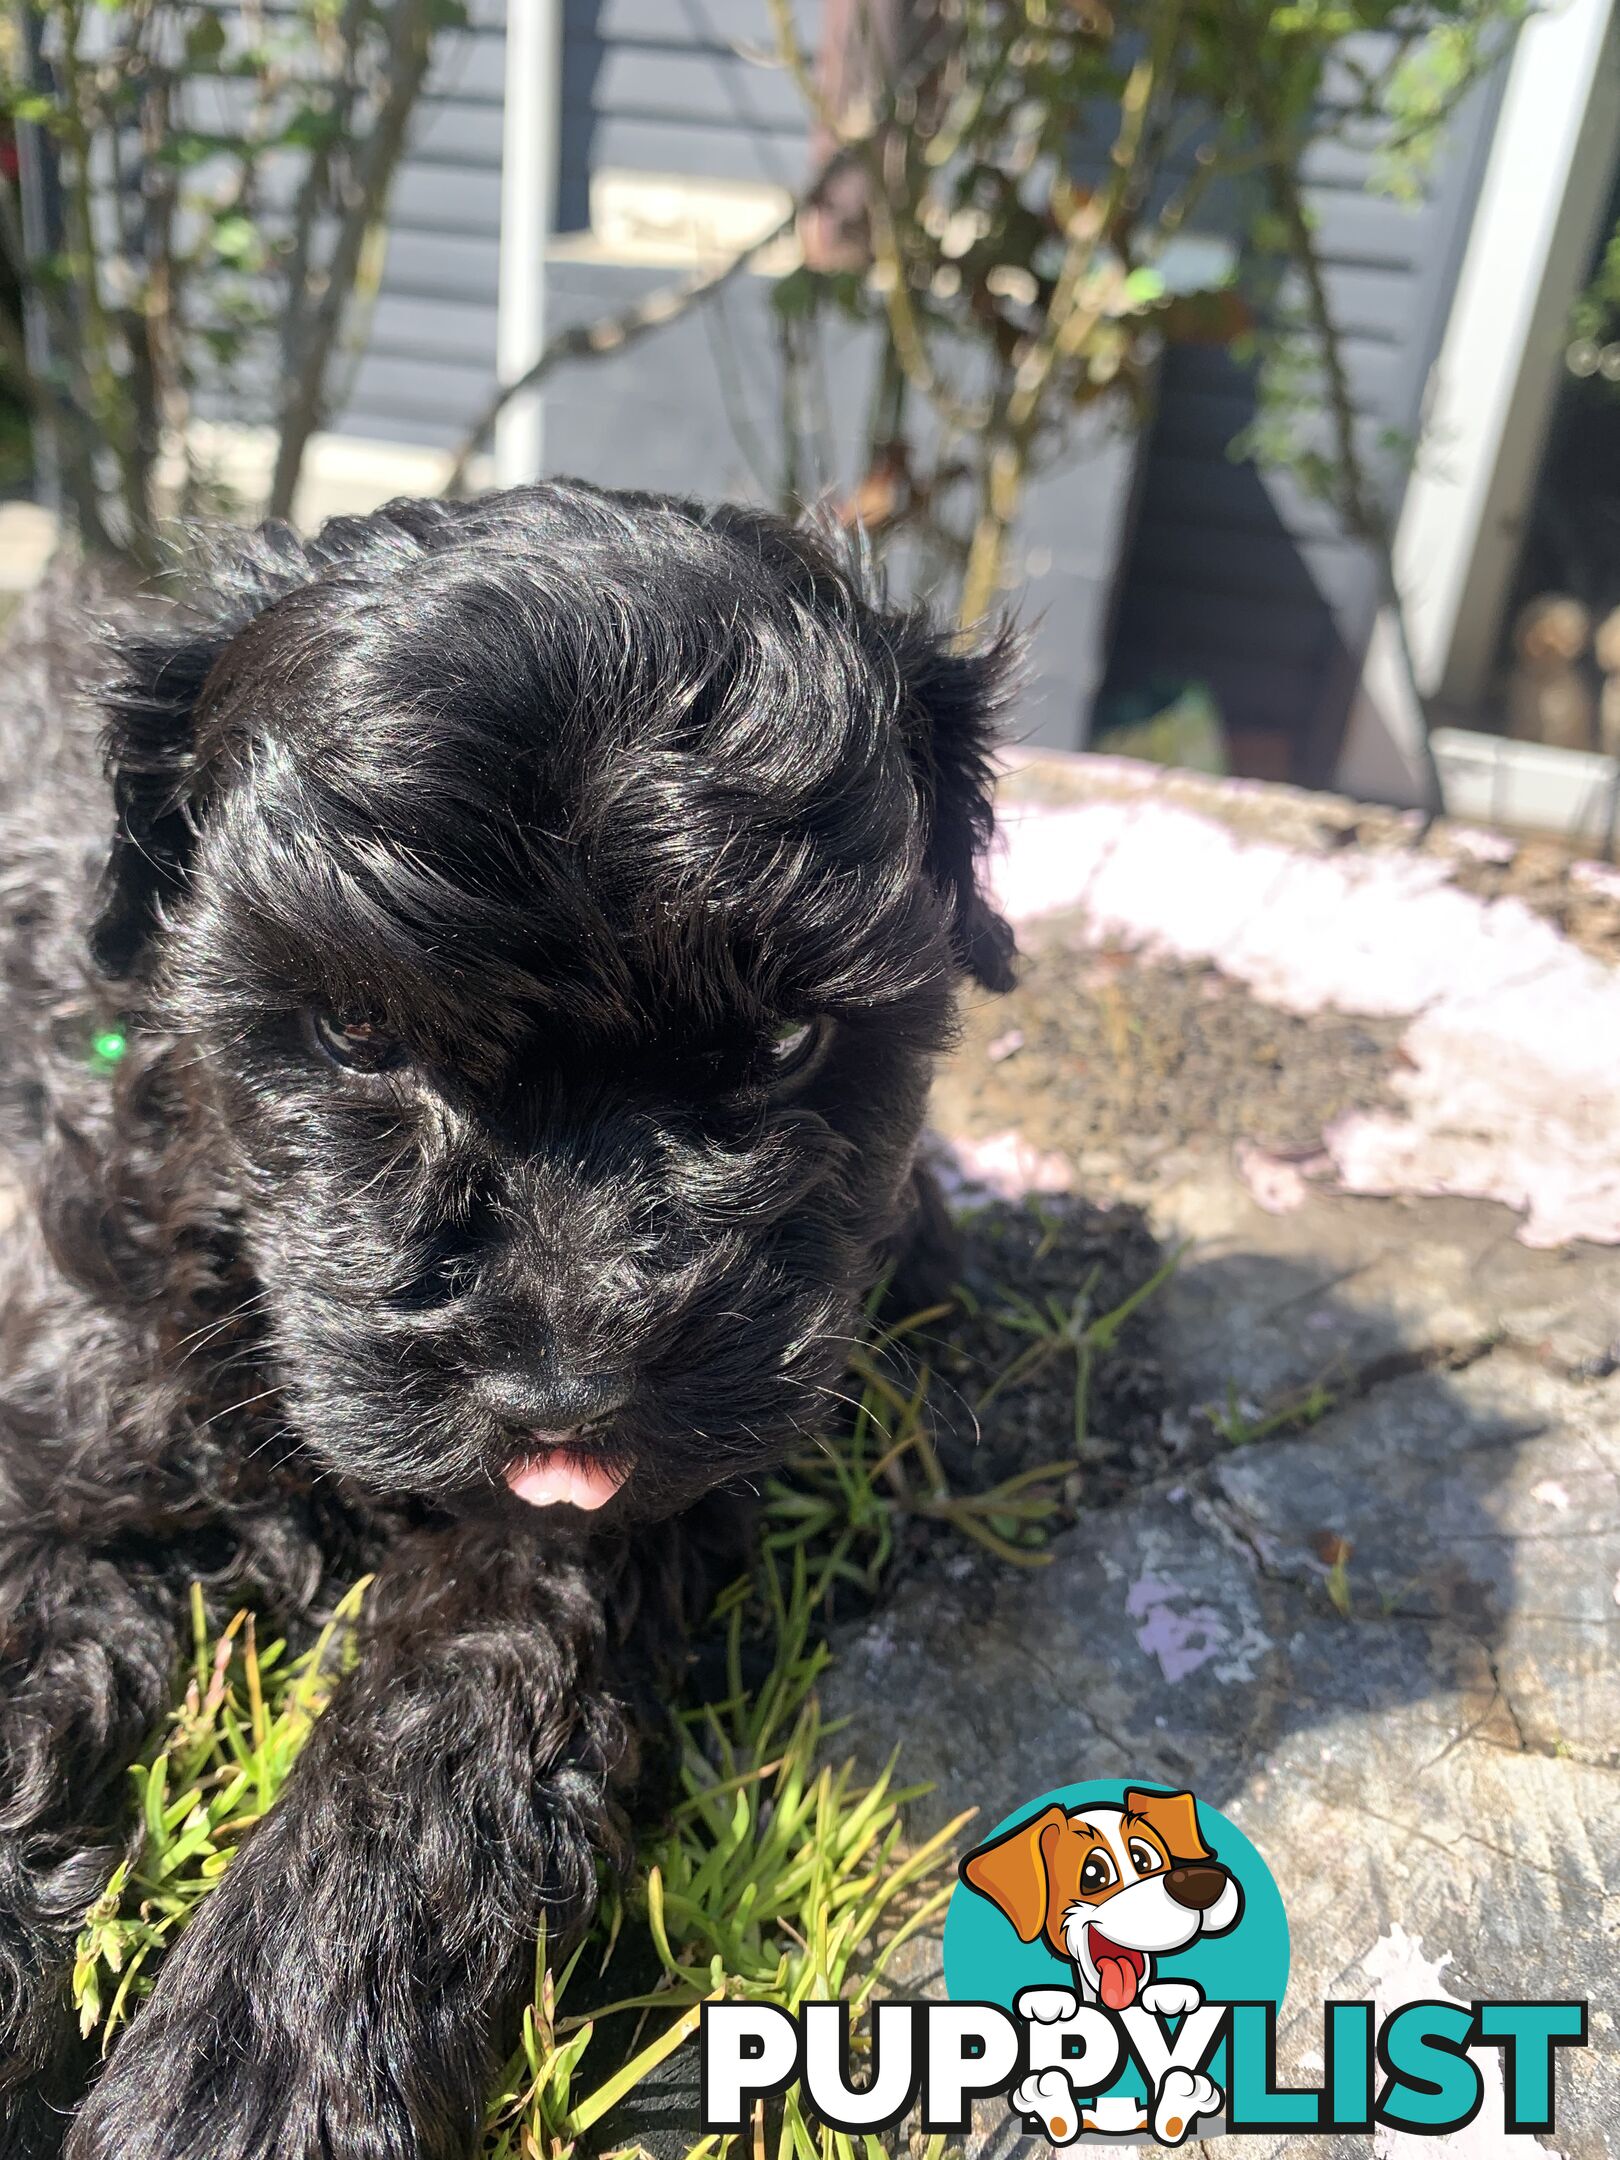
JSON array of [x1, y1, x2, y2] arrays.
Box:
[[767, 1018, 825, 1080], [1079, 1851, 1117, 1895], [1128, 1840, 1162, 1876], [306, 1009, 406, 1075]]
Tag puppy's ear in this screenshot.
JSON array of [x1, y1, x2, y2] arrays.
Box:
[[92, 619, 235, 977], [90, 523, 317, 977], [960, 1801, 1069, 1941], [1124, 1787, 1214, 1866], [893, 616, 1020, 992]]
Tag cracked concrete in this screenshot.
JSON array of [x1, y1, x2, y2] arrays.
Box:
[[828, 1246, 1620, 2154], [823, 756, 1620, 2156]]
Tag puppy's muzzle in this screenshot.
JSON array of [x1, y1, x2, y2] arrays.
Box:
[[1164, 1865, 1229, 1912], [471, 1359, 632, 1436]]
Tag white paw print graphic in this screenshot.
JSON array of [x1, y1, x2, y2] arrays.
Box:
[[1014, 1985, 1082, 2025], [1152, 2066, 1223, 2145], [1011, 2067, 1083, 2145], [1140, 1979, 1204, 2019]]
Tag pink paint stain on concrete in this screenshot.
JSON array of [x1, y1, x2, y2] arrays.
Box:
[[1448, 826, 1517, 864], [939, 1127, 1073, 1202], [1235, 1141, 1330, 1215], [1571, 858, 1620, 900], [991, 788, 1620, 1247], [1126, 1571, 1229, 1683]]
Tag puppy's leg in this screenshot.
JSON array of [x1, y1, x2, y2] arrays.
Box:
[[0, 1544, 192, 2159], [66, 1527, 639, 2160]]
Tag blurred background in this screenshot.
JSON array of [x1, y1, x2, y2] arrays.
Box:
[[1, 0, 1616, 832]]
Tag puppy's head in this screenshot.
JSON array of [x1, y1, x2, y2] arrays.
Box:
[[960, 1789, 1242, 2009], [90, 483, 1015, 1520]]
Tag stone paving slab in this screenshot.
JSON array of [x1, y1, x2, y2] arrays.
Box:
[[827, 1343, 1620, 2154]]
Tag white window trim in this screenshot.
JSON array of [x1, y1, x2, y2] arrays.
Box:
[[1337, 0, 1619, 802], [495, 0, 565, 485]]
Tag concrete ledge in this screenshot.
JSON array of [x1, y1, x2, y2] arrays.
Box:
[[961, 751, 1620, 1245]]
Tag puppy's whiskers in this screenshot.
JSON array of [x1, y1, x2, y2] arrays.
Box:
[[198, 1385, 282, 1432], [169, 1290, 273, 1368]]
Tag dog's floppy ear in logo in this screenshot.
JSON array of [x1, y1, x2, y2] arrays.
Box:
[[1123, 1786, 1215, 1866], [959, 1801, 1082, 1951]]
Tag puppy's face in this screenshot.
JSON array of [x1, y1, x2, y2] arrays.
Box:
[[92, 488, 1014, 1520]]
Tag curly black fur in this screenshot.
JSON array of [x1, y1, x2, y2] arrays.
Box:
[[0, 481, 1013, 2157]]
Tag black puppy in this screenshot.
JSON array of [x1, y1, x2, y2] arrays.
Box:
[[0, 482, 1013, 2158]]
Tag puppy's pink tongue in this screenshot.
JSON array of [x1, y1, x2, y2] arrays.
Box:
[[1096, 1956, 1139, 2012], [504, 1445, 627, 1511]]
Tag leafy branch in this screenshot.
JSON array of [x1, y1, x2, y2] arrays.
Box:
[[0, 0, 466, 561]]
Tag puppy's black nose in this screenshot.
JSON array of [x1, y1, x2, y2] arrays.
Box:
[[472, 1363, 631, 1434], [1164, 1864, 1228, 1911]]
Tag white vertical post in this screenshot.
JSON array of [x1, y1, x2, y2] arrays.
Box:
[[1336, 0, 1619, 804], [1394, 0, 1619, 703], [495, 0, 563, 485]]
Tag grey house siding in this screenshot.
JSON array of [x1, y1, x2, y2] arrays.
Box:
[[543, 7, 1507, 770], [333, 1, 1504, 774], [74, 2, 504, 454], [1101, 46, 1510, 780], [336, 0, 817, 448], [539, 2, 828, 495], [332, 0, 506, 448], [541, 0, 1143, 742], [558, 0, 816, 227]]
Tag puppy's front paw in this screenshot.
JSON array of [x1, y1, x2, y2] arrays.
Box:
[[67, 2028, 265, 2160], [65, 2005, 417, 2160], [1140, 1978, 1203, 2018], [1014, 1984, 1081, 2024]]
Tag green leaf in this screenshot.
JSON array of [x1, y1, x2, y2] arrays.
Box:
[[770, 264, 821, 324], [211, 216, 258, 267], [151, 131, 233, 171], [185, 11, 227, 64], [279, 106, 340, 152]]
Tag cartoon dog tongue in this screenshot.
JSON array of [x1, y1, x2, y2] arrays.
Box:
[[1089, 1931, 1142, 2010]]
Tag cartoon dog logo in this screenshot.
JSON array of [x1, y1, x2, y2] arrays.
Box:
[[959, 1785, 1243, 2016], [960, 1786, 1241, 2143]]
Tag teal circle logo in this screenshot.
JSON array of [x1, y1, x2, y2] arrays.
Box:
[[943, 1781, 1288, 2120]]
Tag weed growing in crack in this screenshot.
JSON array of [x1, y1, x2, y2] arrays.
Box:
[[1210, 1372, 1339, 1448]]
